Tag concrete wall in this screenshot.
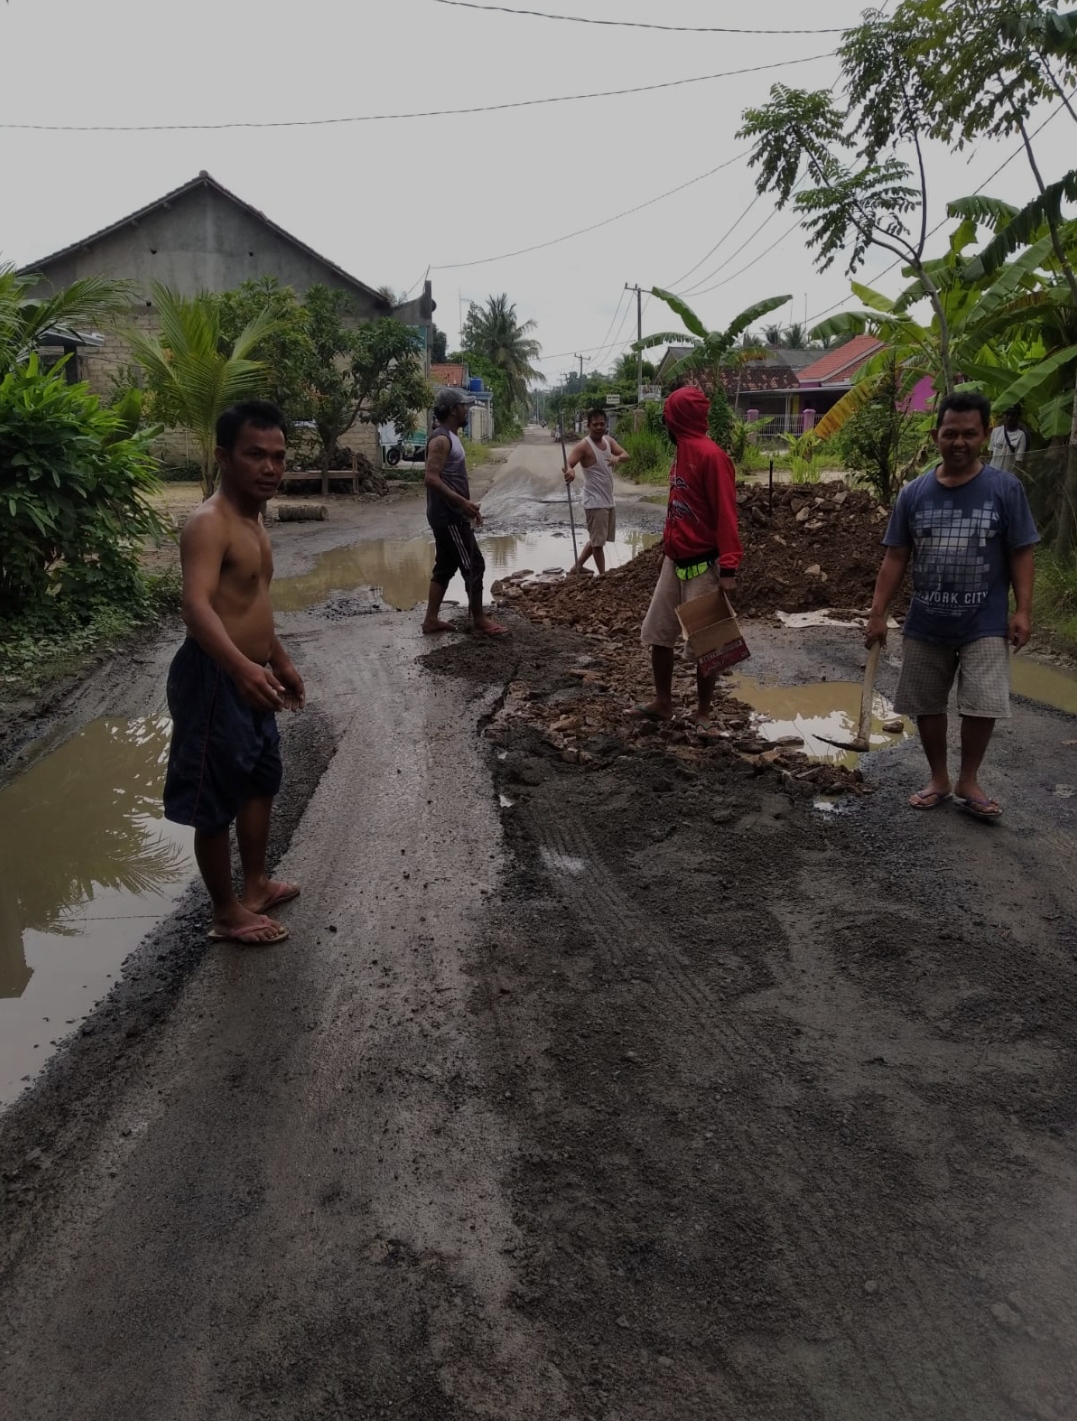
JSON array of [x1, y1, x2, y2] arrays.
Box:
[[30, 182, 386, 317]]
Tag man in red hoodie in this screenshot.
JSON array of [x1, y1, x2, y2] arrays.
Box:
[[636, 385, 743, 725]]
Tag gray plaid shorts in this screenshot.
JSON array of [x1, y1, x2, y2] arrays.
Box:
[[894, 635, 1011, 719]]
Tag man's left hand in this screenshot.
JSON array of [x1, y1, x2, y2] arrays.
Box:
[[1009, 610, 1032, 651], [721, 577, 736, 597]]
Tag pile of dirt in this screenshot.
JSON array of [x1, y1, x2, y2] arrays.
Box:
[[496, 481, 900, 638]]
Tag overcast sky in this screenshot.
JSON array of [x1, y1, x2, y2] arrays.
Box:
[[1, 0, 1071, 387]]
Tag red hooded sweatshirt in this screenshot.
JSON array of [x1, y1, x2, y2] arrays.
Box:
[[662, 386, 743, 573]]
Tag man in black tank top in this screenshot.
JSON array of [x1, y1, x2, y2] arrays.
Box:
[[422, 387, 508, 636]]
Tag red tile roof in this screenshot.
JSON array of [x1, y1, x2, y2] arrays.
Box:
[[430, 362, 467, 388], [797, 335, 885, 385]]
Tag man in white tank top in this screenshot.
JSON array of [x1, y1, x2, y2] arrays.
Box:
[[563, 407, 629, 574]]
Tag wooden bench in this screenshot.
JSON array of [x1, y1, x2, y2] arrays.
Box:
[[279, 450, 362, 495]]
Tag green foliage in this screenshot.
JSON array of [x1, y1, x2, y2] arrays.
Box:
[[780, 431, 826, 484], [617, 424, 675, 484], [0, 357, 165, 616], [215, 277, 314, 419], [0, 263, 133, 374], [461, 294, 544, 428], [432, 325, 448, 363], [127, 283, 277, 497], [833, 361, 923, 504], [707, 383, 734, 453], [1032, 547, 1077, 657], [302, 287, 429, 481]]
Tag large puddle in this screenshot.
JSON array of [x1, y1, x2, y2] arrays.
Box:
[[0, 716, 194, 1106], [729, 676, 912, 770], [273, 529, 658, 613], [1012, 656, 1077, 715]]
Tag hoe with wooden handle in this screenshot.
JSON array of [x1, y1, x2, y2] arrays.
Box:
[[818, 640, 882, 753]]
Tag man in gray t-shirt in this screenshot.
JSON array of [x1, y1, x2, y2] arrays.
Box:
[[865, 392, 1038, 821]]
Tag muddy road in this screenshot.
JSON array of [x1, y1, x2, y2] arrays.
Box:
[[2, 432, 1077, 1420]]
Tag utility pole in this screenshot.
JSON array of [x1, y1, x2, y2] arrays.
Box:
[[625, 283, 644, 403], [573, 354, 589, 433]]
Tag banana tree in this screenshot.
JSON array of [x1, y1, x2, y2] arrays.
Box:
[[633, 288, 791, 394], [127, 284, 279, 497]]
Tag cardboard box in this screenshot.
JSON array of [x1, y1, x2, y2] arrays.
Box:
[[676, 586, 751, 674]]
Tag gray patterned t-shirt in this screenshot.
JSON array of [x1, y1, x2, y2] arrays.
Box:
[[883, 464, 1039, 646]]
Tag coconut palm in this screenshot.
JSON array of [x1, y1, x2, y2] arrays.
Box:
[[461, 294, 545, 415], [0, 262, 132, 374], [127, 283, 279, 497]]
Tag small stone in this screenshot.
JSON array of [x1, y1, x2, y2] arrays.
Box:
[[657, 1356, 674, 1370], [833, 490, 848, 505], [795, 506, 811, 523], [882, 717, 905, 733], [711, 809, 735, 826], [863, 1279, 879, 1295], [805, 564, 822, 577], [991, 1302, 1021, 1330]]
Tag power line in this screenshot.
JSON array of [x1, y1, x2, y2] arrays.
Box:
[[589, 289, 630, 372], [664, 192, 764, 291], [428, 0, 846, 35], [0, 52, 835, 132], [676, 204, 785, 297], [433, 151, 750, 271], [685, 218, 804, 299]]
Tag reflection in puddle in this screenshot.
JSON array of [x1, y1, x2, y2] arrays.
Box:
[[1011, 656, 1077, 715], [728, 676, 912, 770], [0, 717, 194, 1106], [273, 530, 657, 614]]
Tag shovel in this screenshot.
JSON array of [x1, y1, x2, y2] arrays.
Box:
[[558, 426, 580, 565], [818, 640, 882, 753]]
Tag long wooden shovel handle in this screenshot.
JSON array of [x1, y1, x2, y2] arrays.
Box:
[[857, 640, 883, 747]]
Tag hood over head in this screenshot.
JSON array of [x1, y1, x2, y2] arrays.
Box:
[[664, 385, 710, 441]]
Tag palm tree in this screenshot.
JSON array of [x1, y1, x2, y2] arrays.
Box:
[[0, 262, 132, 374], [127, 284, 278, 497], [782, 322, 811, 350], [462, 294, 545, 415]]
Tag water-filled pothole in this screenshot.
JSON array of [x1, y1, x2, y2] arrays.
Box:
[[728, 676, 912, 770], [1012, 656, 1077, 715], [0, 716, 193, 1106], [273, 529, 657, 614]]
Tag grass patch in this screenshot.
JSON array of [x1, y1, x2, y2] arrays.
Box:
[[462, 436, 494, 468], [1033, 550, 1077, 656], [0, 569, 181, 702]]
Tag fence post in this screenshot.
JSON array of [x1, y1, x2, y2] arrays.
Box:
[[769, 458, 774, 515]]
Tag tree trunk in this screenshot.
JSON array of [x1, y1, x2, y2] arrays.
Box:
[[201, 443, 215, 501], [1051, 364, 1077, 559], [321, 444, 331, 499]]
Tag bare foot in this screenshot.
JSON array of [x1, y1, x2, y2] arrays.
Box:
[[422, 619, 457, 635], [473, 618, 509, 637]]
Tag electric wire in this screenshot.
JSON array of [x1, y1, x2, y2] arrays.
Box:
[[428, 0, 846, 35], [0, 52, 835, 132], [432, 151, 750, 270], [663, 191, 764, 292]]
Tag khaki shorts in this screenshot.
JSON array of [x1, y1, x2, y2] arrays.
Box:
[[894, 635, 1011, 719], [640, 557, 722, 649], [584, 505, 616, 547]]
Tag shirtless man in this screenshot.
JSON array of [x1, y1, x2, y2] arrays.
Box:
[[163, 401, 305, 946], [563, 407, 628, 575]]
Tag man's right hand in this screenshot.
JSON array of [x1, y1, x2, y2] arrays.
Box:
[[864, 612, 889, 648], [235, 661, 287, 710], [564, 467, 575, 484]]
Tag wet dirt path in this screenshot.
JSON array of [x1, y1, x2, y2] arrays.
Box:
[[2, 434, 1077, 1418]]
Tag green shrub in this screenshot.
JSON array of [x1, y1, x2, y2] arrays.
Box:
[[618, 427, 675, 483], [0, 356, 165, 616], [707, 384, 734, 453]]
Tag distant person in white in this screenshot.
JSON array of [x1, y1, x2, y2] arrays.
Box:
[[988, 406, 1030, 473], [563, 407, 629, 575]]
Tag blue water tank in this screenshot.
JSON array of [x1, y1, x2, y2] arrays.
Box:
[[468, 377, 483, 393]]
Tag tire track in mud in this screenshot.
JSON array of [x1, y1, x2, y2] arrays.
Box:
[[520, 805, 988, 1419]]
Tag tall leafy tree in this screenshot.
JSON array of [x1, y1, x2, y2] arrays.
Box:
[[461, 294, 544, 431], [302, 287, 430, 494]]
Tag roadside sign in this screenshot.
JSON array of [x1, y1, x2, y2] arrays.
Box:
[[605, 394, 621, 407]]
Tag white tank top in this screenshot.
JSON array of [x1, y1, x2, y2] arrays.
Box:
[[581, 436, 615, 510]]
